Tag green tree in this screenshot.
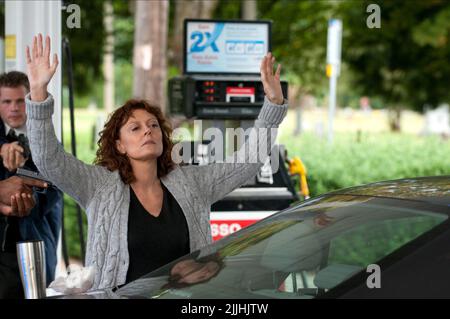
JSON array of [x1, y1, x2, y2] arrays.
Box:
[[339, 0, 450, 129], [62, 0, 105, 95], [113, 0, 134, 63], [259, 0, 336, 97], [212, 0, 336, 99]]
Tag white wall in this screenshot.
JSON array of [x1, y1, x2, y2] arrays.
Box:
[[5, 0, 62, 140]]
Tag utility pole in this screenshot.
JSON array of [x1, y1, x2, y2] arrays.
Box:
[[326, 19, 342, 144]]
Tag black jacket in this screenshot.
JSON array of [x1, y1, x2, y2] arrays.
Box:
[[0, 119, 63, 284]]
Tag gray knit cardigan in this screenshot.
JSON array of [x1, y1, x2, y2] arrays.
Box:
[[26, 93, 287, 290]]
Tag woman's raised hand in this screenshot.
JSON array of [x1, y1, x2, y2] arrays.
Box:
[[26, 34, 59, 101], [260, 52, 284, 105]]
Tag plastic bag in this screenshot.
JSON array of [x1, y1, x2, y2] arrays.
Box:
[[48, 264, 95, 295]]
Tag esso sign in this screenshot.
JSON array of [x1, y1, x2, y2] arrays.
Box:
[[210, 212, 277, 241], [211, 222, 243, 239]]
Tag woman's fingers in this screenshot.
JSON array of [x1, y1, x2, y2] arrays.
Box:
[[260, 52, 283, 103], [275, 63, 281, 80], [37, 33, 43, 57], [51, 53, 59, 75], [37, 34, 41, 57], [260, 53, 274, 80], [32, 35, 38, 59], [266, 52, 273, 77], [29, 34, 56, 65], [260, 55, 267, 83], [26, 46, 32, 64], [44, 35, 51, 59], [262, 52, 277, 79]]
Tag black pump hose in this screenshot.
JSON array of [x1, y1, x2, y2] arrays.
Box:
[[62, 37, 86, 265]]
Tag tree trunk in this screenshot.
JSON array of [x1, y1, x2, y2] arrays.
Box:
[[103, 0, 115, 113], [242, 0, 257, 20], [133, 0, 169, 112]]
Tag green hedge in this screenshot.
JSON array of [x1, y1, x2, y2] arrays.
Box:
[[279, 132, 450, 197], [62, 195, 87, 260]]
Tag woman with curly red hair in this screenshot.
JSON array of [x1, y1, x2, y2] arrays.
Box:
[[25, 34, 287, 290], [94, 100, 175, 183]]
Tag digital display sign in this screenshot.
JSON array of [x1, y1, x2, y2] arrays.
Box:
[[184, 19, 271, 75]]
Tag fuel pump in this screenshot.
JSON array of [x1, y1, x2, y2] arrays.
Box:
[[169, 19, 298, 241], [288, 156, 310, 200]]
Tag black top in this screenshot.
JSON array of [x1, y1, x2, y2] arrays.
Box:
[[126, 184, 190, 284]]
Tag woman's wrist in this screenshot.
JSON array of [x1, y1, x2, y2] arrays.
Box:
[[268, 95, 284, 105], [30, 86, 48, 102]]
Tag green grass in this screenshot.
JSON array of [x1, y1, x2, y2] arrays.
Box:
[[279, 131, 450, 197]]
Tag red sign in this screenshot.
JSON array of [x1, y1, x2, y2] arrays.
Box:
[[226, 87, 255, 95], [210, 211, 277, 241]]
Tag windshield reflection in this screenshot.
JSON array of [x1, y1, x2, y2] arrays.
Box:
[[116, 195, 448, 299]]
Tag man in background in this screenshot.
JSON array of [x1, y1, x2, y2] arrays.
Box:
[[0, 71, 63, 298]]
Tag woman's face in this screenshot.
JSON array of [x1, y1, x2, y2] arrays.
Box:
[[170, 259, 220, 284], [116, 109, 163, 162]]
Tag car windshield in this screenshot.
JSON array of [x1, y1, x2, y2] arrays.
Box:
[[116, 195, 448, 299]]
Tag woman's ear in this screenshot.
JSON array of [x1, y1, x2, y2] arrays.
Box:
[[116, 139, 126, 155]]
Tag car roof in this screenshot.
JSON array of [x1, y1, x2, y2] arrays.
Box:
[[327, 175, 450, 207]]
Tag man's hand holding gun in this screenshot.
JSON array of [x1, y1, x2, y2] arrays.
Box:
[[0, 141, 27, 172], [0, 175, 48, 217]]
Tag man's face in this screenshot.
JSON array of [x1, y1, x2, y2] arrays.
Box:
[[0, 86, 28, 129]]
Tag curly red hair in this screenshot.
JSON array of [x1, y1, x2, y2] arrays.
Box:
[[94, 100, 175, 184]]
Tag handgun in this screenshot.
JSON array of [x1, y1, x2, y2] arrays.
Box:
[[16, 134, 31, 160], [16, 167, 53, 192]]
